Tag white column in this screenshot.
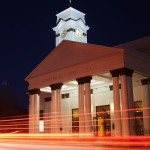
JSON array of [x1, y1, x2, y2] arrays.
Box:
[[141, 79, 150, 135], [56, 88, 62, 133], [51, 90, 56, 133], [111, 70, 122, 136], [84, 77, 92, 134], [50, 83, 63, 134], [120, 74, 130, 136], [28, 89, 40, 134], [110, 91, 115, 137], [127, 76, 135, 135], [78, 83, 85, 134], [120, 68, 134, 136], [34, 94, 40, 133], [29, 95, 34, 134], [44, 101, 49, 133]]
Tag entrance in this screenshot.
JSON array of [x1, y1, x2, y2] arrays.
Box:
[[96, 105, 111, 136], [72, 108, 79, 133], [134, 101, 144, 135]]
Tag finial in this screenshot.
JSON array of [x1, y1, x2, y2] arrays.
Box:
[[69, 0, 72, 7]]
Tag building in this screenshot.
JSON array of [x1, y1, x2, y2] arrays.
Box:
[[25, 6, 150, 136]]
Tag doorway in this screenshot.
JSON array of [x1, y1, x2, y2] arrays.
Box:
[[72, 108, 79, 133], [96, 105, 111, 136], [134, 101, 144, 135]]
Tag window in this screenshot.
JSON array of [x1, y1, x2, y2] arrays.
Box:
[[39, 120, 44, 132], [45, 97, 51, 102], [40, 110, 44, 119], [72, 108, 79, 118], [62, 93, 69, 99]]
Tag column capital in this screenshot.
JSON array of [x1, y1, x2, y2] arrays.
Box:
[[141, 78, 150, 85], [50, 83, 63, 90], [76, 76, 92, 84], [28, 88, 40, 95], [119, 68, 134, 77], [110, 69, 120, 77]]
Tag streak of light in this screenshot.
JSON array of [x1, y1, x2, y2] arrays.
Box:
[[0, 134, 150, 147]]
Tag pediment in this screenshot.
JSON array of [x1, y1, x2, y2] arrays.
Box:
[[26, 40, 124, 80]]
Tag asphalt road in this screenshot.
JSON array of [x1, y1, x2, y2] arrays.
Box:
[[0, 141, 149, 150]]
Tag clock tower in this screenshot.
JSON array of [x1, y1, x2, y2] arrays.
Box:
[[53, 7, 89, 46]]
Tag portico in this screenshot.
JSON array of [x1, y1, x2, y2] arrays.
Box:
[[26, 6, 150, 137], [26, 39, 150, 136]]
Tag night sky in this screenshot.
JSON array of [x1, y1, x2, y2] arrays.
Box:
[[0, 0, 149, 109]]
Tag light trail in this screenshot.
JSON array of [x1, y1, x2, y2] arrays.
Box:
[[0, 141, 148, 150], [0, 107, 149, 137], [0, 134, 150, 147]]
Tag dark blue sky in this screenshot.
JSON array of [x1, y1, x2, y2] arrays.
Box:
[[0, 0, 149, 108]]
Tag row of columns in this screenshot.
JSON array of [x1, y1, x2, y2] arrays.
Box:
[[110, 68, 135, 136], [50, 76, 92, 134], [49, 77, 93, 134], [49, 76, 92, 134], [28, 67, 149, 136], [28, 76, 92, 134], [28, 68, 134, 136]]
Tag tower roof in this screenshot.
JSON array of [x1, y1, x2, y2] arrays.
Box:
[[56, 7, 86, 24]]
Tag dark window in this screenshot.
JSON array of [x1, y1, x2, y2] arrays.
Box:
[[40, 110, 44, 119], [83, 33, 87, 36], [62, 93, 69, 99], [45, 97, 51, 102]]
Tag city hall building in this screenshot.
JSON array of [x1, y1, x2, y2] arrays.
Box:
[[25, 6, 150, 137]]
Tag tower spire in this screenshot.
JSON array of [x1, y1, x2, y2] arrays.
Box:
[[69, 0, 72, 7]]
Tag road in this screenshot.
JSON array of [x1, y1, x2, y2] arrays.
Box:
[[0, 141, 149, 150]]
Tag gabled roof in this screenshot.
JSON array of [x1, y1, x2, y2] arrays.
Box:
[[26, 40, 123, 80], [116, 36, 150, 56]]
